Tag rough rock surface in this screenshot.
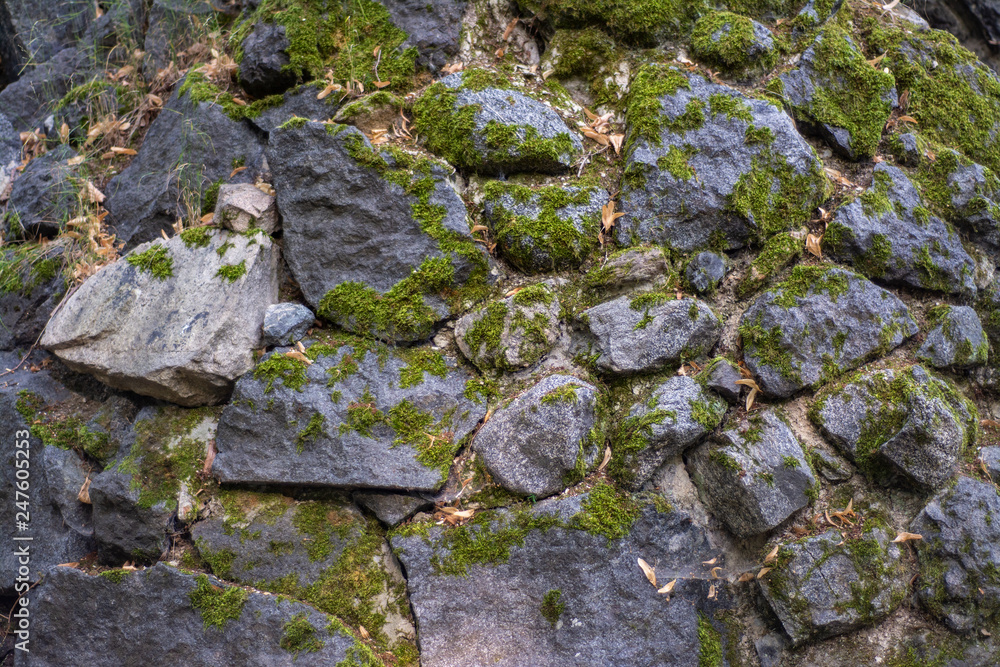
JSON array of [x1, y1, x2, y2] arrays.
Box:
[[685, 251, 727, 293], [261, 302, 314, 347], [0, 241, 68, 351], [4, 145, 78, 240], [391, 493, 734, 667], [473, 374, 599, 498], [690, 12, 777, 80], [267, 122, 487, 343], [0, 47, 93, 134], [700, 357, 743, 404], [618, 69, 827, 251], [825, 164, 977, 297], [760, 528, 906, 644], [103, 80, 267, 249], [455, 283, 560, 371], [983, 446, 1000, 479], [41, 230, 279, 406], [213, 341, 485, 491], [689, 409, 816, 537], [379, 0, 467, 71], [615, 376, 726, 490], [917, 305, 989, 369], [214, 183, 279, 234], [237, 22, 297, 98], [581, 295, 721, 376], [583, 247, 669, 291], [740, 266, 918, 397], [813, 365, 977, 489], [89, 467, 172, 564], [910, 477, 1000, 632], [354, 491, 430, 526], [22, 564, 364, 665]]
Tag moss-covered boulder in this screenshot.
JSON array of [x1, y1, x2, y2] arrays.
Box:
[[810, 365, 977, 490], [688, 409, 816, 538], [266, 122, 489, 343], [0, 240, 68, 351], [917, 305, 989, 369], [390, 490, 737, 665], [515, 0, 706, 46], [237, 22, 297, 98], [824, 164, 977, 297], [482, 181, 604, 273], [759, 528, 906, 645], [455, 282, 561, 372], [690, 12, 778, 80], [213, 337, 486, 492], [739, 265, 918, 397], [777, 26, 897, 160], [685, 250, 728, 293], [910, 476, 1000, 632], [612, 376, 726, 490], [581, 293, 722, 376], [412, 70, 582, 175], [3, 144, 78, 241], [618, 67, 828, 251]]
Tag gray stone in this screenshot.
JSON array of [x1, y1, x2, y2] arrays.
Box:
[[615, 376, 726, 490], [261, 302, 314, 347], [248, 84, 342, 134], [813, 365, 977, 490], [0, 110, 21, 197], [213, 341, 485, 492], [267, 122, 489, 343], [354, 491, 431, 526], [946, 153, 1000, 260], [982, 446, 1000, 479], [41, 230, 279, 406], [581, 295, 721, 376], [779, 29, 897, 159], [21, 564, 364, 665], [910, 476, 1000, 632], [740, 266, 917, 397], [473, 374, 599, 498], [690, 14, 776, 80], [41, 446, 93, 538], [689, 409, 816, 538], [455, 283, 560, 372], [700, 357, 743, 404], [238, 22, 297, 98], [755, 632, 789, 667], [793, 0, 844, 28], [214, 183, 279, 234], [379, 0, 467, 71], [418, 72, 583, 175], [390, 493, 736, 667], [89, 467, 172, 564], [4, 0, 91, 69], [0, 240, 68, 351], [0, 47, 93, 135], [103, 78, 267, 249], [583, 247, 670, 292], [685, 251, 727, 293], [759, 528, 906, 644], [826, 164, 976, 297], [892, 132, 922, 166], [143, 0, 215, 71], [482, 183, 605, 273], [618, 70, 827, 252], [917, 305, 989, 369], [813, 449, 853, 483], [4, 145, 78, 240]]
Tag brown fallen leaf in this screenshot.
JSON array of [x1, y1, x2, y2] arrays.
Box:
[[230, 165, 247, 179], [657, 578, 676, 594], [111, 146, 138, 156], [702, 557, 718, 566], [609, 133, 625, 154], [59, 122, 70, 144], [203, 439, 217, 476], [374, 81, 391, 89], [892, 532, 923, 543], [597, 446, 612, 472], [710, 567, 723, 579], [471, 225, 489, 233], [734, 378, 760, 411], [764, 544, 780, 564], [502, 18, 519, 41], [638, 557, 657, 587], [358, 625, 371, 640], [200, 212, 214, 224], [867, 52, 887, 67], [707, 584, 716, 599], [160, 229, 170, 241], [601, 201, 625, 236], [67, 155, 86, 166], [58, 562, 80, 568], [84, 181, 105, 204], [806, 233, 823, 259], [582, 128, 610, 145], [757, 567, 772, 579], [737, 571, 755, 583], [284, 350, 313, 365], [77, 476, 91, 504]]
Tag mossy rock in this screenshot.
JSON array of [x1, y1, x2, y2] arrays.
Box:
[[690, 12, 778, 80]]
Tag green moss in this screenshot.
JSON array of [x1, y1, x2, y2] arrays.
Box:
[[189, 575, 248, 629], [610, 402, 677, 486], [254, 353, 309, 393], [280, 613, 325, 655], [179, 70, 285, 122], [430, 508, 562, 576], [15, 392, 115, 463], [691, 12, 777, 76], [180, 227, 212, 248], [216, 260, 247, 283], [127, 244, 173, 279], [0, 243, 65, 298], [98, 569, 130, 584], [657, 144, 698, 180], [296, 413, 326, 453], [541, 383, 581, 405], [735, 232, 802, 298], [769, 264, 850, 309], [860, 170, 895, 217], [697, 613, 724, 667], [738, 314, 800, 384], [398, 349, 448, 389], [625, 64, 691, 147], [279, 116, 309, 130], [512, 283, 554, 307], [540, 589, 565, 627], [197, 542, 238, 579], [857, 233, 892, 279], [528, 0, 706, 46], [690, 396, 726, 430], [571, 482, 639, 541]]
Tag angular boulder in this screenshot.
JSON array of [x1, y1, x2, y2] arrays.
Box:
[[4, 144, 78, 240], [0, 241, 67, 351], [237, 22, 297, 98], [917, 305, 989, 369], [41, 229, 279, 406], [379, 0, 468, 71], [214, 182, 279, 234], [740, 265, 917, 397]]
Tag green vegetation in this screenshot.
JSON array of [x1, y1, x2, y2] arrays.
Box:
[[216, 260, 247, 283], [189, 575, 248, 629], [15, 391, 115, 462], [280, 613, 325, 655], [0, 243, 65, 298], [697, 613, 723, 667], [428, 509, 562, 576], [179, 71, 284, 122], [540, 590, 565, 627], [127, 245, 173, 279], [571, 482, 639, 541], [296, 413, 326, 453], [735, 232, 802, 298], [180, 226, 212, 248], [691, 13, 777, 76]]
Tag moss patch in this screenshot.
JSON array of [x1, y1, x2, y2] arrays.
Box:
[[691, 12, 777, 77], [280, 613, 325, 655], [127, 244, 173, 280], [571, 482, 639, 541], [189, 575, 248, 629]]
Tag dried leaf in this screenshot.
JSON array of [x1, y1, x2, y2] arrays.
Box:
[[657, 578, 676, 594], [84, 181, 105, 204], [764, 544, 780, 564], [441, 61, 464, 75], [734, 378, 760, 391], [470, 225, 489, 233], [502, 18, 519, 41], [284, 350, 313, 365], [374, 81, 391, 89], [710, 567, 723, 579], [372, 45, 381, 58], [882, 0, 900, 10], [77, 476, 91, 504], [358, 626, 370, 640], [702, 557, 718, 566], [200, 212, 214, 224], [637, 557, 657, 587], [59, 122, 70, 144], [806, 233, 823, 258], [597, 446, 612, 472], [111, 146, 138, 156], [757, 567, 772, 579], [867, 53, 887, 67], [296, 341, 307, 354], [67, 155, 86, 166], [609, 133, 625, 154], [582, 128, 610, 145], [601, 201, 625, 233], [737, 572, 755, 583], [892, 532, 923, 543], [707, 584, 716, 599], [203, 439, 216, 475], [230, 165, 247, 178], [57, 562, 79, 568]]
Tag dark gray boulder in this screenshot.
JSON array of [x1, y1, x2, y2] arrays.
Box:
[[455, 282, 561, 372], [942, 151, 1000, 260], [700, 357, 743, 404], [825, 164, 977, 297], [759, 528, 906, 644], [0, 241, 67, 351], [812, 365, 977, 489], [41, 446, 94, 540], [473, 374, 600, 498], [0, 47, 93, 134], [582, 247, 670, 292], [378, 0, 467, 71], [740, 265, 917, 397], [248, 84, 342, 134], [5, 0, 92, 66], [21, 564, 365, 665], [266, 122, 489, 343], [238, 22, 297, 98], [103, 78, 267, 250], [213, 341, 485, 491], [618, 68, 827, 252], [910, 476, 1000, 632], [917, 305, 989, 369], [482, 182, 605, 273], [4, 145, 78, 240], [354, 491, 431, 525], [982, 446, 1000, 479], [614, 376, 726, 490], [0, 0, 25, 88], [778, 27, 897, 160], [689, 12, 777, 80], [0, 110, 21, 196], [688, 409, 816, 538], [581, 295, 721, 376], [891, 132, 922, 166], [261, 302, 315, 347], [390, 491, 736, 667], [413, 71, 582, 175], [685, 251, 727, 293], [89, 467, 172, 564], [143, 0, 216, 71]]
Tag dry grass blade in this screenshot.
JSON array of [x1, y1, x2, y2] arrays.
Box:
[[735, 378, 760, 410], [597, 446, 612, 472], [710, 567, 723, 579], [637, 558, 657, 587]]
